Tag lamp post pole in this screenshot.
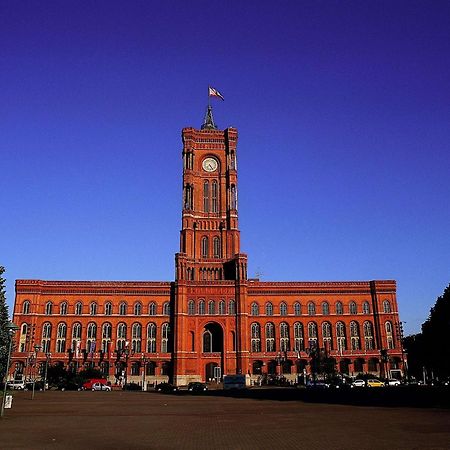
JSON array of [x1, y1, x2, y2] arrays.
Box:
[[31, 345, 41, 400], [43, 353, 52, 392], [141, 354, 148, 391], [1, 322, 19, 418]]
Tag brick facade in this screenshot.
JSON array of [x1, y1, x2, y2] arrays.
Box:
[[10, 115, 404, 386]]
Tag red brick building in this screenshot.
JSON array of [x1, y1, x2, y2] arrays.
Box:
[[11, 108, 405, 386]]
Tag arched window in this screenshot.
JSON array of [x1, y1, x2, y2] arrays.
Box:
[[90, 302, 98, 316], [265, 302, 273, 316], [147, 323, 156, 353], [350, 321, 360, 350], [322, 322, 333, 350], [363, 321, 374, 350], [280, 302, 287, 316], [188, 300, 195, 315], [60, 302, 67, 315], [307, 302, 316, 316], [42, 323, 52, 353], [251, 302, 260, 316], [321, 302, 330, 315], [294, 322, 304, 351], [56, 323, 67, 353], [134, 302, 142, 316], [72, 323, 82, 353], [203, 180, 210, 212], [75, 302, 83, 315], [336, 322, 347, 352], [203, 330, 212, 353], [208, 300, 215, 315], [132, 323, 142, 353], [161, 323, 170, 353], [105, 302, 112, 315], [230, 184, 237, 209], [45, 302, 53, 315], [335, 302, 343, 315], [101, 323, 112, 353], [228, 300, 235, 315], [362, 301, 370, 314], [385, 321, 394, 349], [218, 300, 226, 315], [211, 180, 218, 213], [163, 302, 170, 316], [280, 322, 290, 351], [22, 301, 31, 315], [383, 300, 392, 313], [198, 300, 205, 315], [265, 322, 275, 352], [119, 302, 127, 316], [201, 236, 209, 258], [149, 302, 157, 315], [307, 322, 318, 348], [294, 302, 301, 316], [349, 301, 357, 314], [86, 323, 97, 353], [213, 237, 221, 258], [117, 323, 127, 351], [251, 323, 261, 352], [19, 323, 28, 352]]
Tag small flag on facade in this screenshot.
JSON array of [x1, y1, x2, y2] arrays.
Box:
[[208, 86, 224, 101]]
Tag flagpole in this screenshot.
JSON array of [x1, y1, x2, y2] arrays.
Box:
[[208, 86, 210, 108]]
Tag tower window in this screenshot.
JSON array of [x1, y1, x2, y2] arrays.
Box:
[[211, 180, 218, 213], [213, 237, 221, 258], [201, 237, 209, 258], [203, 180, 210, 212], [22, 301, 31, 315]]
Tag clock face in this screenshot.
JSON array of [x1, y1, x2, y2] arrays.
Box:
[[202, 157, 218, 172]]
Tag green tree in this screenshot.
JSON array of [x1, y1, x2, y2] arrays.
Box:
[[404, 284, 450, 380], [0, 266, 11, 382], [421, 284, 450, 378]]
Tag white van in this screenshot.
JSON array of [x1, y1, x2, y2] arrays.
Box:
[[6, 380, 26, 390]]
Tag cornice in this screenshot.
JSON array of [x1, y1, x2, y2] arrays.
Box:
[[15, 280, 172, 296]]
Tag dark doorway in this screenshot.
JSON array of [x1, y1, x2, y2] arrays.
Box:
[[205, 362, 219, 381], [252, 360, 263, 375]]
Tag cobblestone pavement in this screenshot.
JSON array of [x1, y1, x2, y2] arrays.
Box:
[[0, 390, 449, 450]]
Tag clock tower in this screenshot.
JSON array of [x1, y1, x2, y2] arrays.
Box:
[[172, 106, 249, 385], [175, 105, 247, 282]]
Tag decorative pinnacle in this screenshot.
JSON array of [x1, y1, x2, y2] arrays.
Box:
[[201, 105, 217, 130]]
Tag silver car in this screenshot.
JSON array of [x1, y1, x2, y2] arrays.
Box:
[[91, 382, 111, 391]]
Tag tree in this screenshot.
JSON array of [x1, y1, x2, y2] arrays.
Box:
[[421, 284, 450, 378], [404, 284, 450, 380], [0, 266, 11, 382]]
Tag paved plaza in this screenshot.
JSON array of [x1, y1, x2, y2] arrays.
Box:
[[1, 389, 449, 449]]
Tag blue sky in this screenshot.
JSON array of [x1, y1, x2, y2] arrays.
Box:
[[1, 1, 449, 335]]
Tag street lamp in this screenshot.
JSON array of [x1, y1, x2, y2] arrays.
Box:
[[1, 321, 19, 418], [31, 345, 41, 400], [43, 352, 52, 392], [141, 354, 148, 391]]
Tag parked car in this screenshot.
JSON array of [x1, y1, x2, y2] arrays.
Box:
[[306, 380, 330, 389], [92, 382, 111, 391], [386, 378, 401, 387], [155, 382, 179, 393], [187, 382, 208, 393], [367, 379, 384, 388], [351, 379, 366, 388], [6, 380, 26, 390], [82, 378, 108, 390]]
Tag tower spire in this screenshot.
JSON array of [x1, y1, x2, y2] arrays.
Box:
[[201, 105, 217, 130]]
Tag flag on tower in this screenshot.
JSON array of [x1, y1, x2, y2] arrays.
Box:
[[208, 86, 224, 101]]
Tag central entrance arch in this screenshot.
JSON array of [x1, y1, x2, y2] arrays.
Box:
[[202, 322, 224, 381]]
